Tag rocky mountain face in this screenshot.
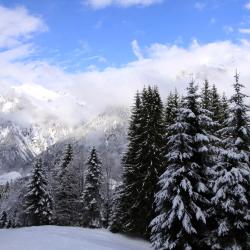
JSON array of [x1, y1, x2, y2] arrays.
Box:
[[0, 118, 73, 174], [0, 91, 129, 182]]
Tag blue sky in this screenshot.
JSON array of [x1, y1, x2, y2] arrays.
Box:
[[1, 0, 250, 71]]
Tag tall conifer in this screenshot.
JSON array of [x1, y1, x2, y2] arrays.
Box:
[[211, 73, 250, 249], [24, 159, 53, 226], [151, 82, 215, 249], [81, 147, 103, 228]]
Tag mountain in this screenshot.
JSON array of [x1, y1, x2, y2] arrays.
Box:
[[0, 118, 73, 174], [0, 84, 78, 176], [41, 105, 129, 181], [0, 82, 129, 183]]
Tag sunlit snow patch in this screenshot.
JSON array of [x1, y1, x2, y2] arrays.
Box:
[[0, 171, 22, 184]]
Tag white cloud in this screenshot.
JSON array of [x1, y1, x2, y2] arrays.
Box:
[[83, 0, 162, 9], [2, 38, 250, 125], [239, 28, 250, 34], [69, 39, 250, 107], [194, 2, 206, 11], [245, 2, 250, 9], [131, 40, 144, 60], [0, 5, 47, 48]]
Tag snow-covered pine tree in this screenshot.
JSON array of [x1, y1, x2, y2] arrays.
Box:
[[211, 73, 250, 250], [58, 143, 73, 178], [200, 80, 219, 142], [151, 82, 215, 249], [201, 82, 223, 135], [130, 86, 165, 238], [218, 93, 229, 127], [109, 183, 124, 233], [209, 85, 223, 133], [165, 90, 179, 127], [24, 158, 53, 226], [201, 79, 211, 111], [164, 89, 180, 167], [81, 147, 103, 228], [6, 220, 12, 228], [54, 144, 79, 226], [110, 91, 144, 233], [0, 211, 7, 228]]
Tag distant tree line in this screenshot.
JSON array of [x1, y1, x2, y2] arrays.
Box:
[[0, 145, 105, 229]]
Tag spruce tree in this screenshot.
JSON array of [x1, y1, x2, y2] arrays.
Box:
[[24, 159, 53, 226], [131, 86, 165, 238], [201, 79, 211, 111], [81, 147, 103, 228], [59, 144, 73, 178], [211, 73, 250, 249], [6, 220, 12, 229], [54, 144, 78, 226], [151, 82, 215, 249], [210, 85, 223, 130], [0, 211, 7, 228], [109, 184, 124, 233], [218, 93, 229, 126], [165, 90, 179, 127], [111, 91, 144, 233], [164, 89, 180, 174], [111, 87, 165, 238]]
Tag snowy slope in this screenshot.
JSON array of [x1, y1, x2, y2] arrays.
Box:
[[0, 171, 21, 184], [0, 119, 72, 174], [0, 86, 76, 173], [0, 226, 151, 250]]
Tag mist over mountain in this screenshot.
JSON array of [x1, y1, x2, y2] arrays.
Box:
[[0, 84, 129, 182]]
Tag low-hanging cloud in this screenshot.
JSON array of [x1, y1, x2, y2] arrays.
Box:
[[69, 39, 250, 110], [2, 39, 250, 126]]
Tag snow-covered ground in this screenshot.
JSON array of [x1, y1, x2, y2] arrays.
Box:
[[0, 226, 151, 250]]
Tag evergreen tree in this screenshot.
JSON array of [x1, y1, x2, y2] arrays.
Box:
[[109, 184, 124, 233], [54, 144, 78, 226], [81, 147, 103, 228], [24, 159, 53, 226], [130, 86, 165, 238], [151, 82, 215, 249], [201, 79, 211, 111], [0, 211, 7, 228], [111, 87, 165, 238], [218, 93, 229, 126], [6, 220, 12, 229], [59, 144, 73, 178], [110, 91, 144, 233], [211, 73, 250, 249], [209, 85, 222, 130], [164, 89, 180, 162], [165, 90, 179, 127]]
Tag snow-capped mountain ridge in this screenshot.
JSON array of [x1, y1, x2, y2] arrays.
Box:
[[0, 83, 129, 181], [0, 118, 73, 174]]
